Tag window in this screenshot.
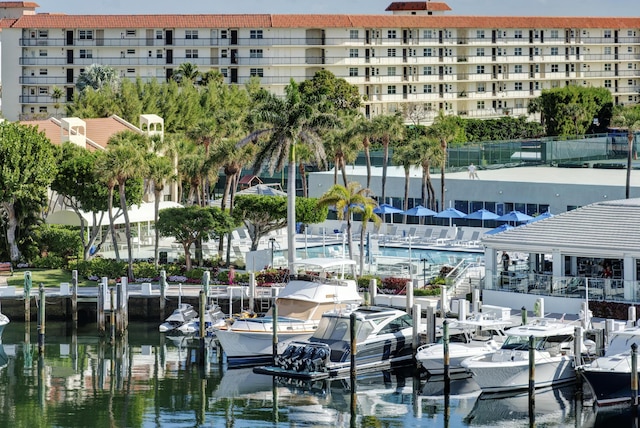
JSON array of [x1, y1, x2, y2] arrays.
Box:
[[604, 30, 612, 38], [79, 30, 93, 40], [476, 30, 485, 39], [514, 64, 523, 73], [156, 49, 163, 58], [221, 30, 228, 39], [349, 30, 359, 39], [79, 49, 93, 59], [387, 30, 397, 39], [250, 30, 264, 39], [349, 48, 359, 58], [387, 67, 396, 76], [604, 79, 612, 88], [551, 47, 558, 55], [220, 68, 228, 77], [629, 63, 634, 70], [476, 65, 485, 74], [476, 48, 485, 56], [250, 68, 264, 77], [477, 83, 485, 92], [38, 87, 48, 95], [515, 82, 523, 91], [628, 30, 636, 37], [38, 30, 48, 38], [423, 30, 432, 39], [551, 64, 559, 72], [125, 29, 136, 37], [185, 30, 199, 40], [250, 49, 263, 58], [387, 85, 396, 94], [534, 82, 540, 90], [221, 49, 228, 58], [550, 30, 559, 39], [604, 63, 612, 71], [423, 84, 433, 93], [423, 66, 433, 75], [349, 67, 358, 76], [629, 79, 634, 86], [39, 106, 48, 113], [629, 47, 634, 53], [423, 48, 432, 57], [39, 49, 47, 57], [387, 48, 396, 57], [127, 68, 135, 74], [39, 69, 47, 75], [156, 30, 163, 40], [186, 49, 198, 58], [604, 47, 612, 55], [514, 30, 523, 39], [477, 101, 485, 109], [514, 47, 522, 56]]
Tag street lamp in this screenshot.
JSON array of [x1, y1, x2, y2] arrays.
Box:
[[269, 237, 276, 267], [421, 257, 429, 286]]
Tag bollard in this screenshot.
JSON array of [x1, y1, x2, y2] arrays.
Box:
[[443, 320, 450, 396], [528, 335, 536, 424], [426, 306, 436, 344], [472, 288, 480, 314], [110, 287, 116, 344], [630, 306, 637, 325], [38, 283, 45, 354], [369, 278, 377, 306], [203, 270, 210, 299], [412, 304, 421, 357], [632, 343, 638, 410], [272, 301, 278, 365], [249, 272, 256, 312], [521, 306, 528, 325], [405, 279, 414, 315], [574, 326, 584, 368], [350, 312, 357, 380]]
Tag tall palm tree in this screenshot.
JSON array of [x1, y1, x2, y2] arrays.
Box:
[[239, 80, 338, 269], [317, 182, 378, 277], [357, 200, 381, 277], [413, 134, 443, 212], [146, 154, 174, 267], [392, 141, 420, 223], [369, 113, 405, 204], [95, 152, 121, 261], [427, 111, 460, 210], [611, 108, 640, 199], [325, 115, 361, 186]]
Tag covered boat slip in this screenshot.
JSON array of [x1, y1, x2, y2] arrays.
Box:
[[482, 199, 640, 314]]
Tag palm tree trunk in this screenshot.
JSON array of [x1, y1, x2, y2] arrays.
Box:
[[153, 190, 161, 268], [107, 186, 120, 261], [299, 161, 308, 198], [119, 182, 134, 279], [226, 172, 239, 267], [440, 140, 447, 210], [218, 175, 233, 259], [403, 168, 410, 224], [287, 159, 296, 272], [381, 138, 389, 204], [340, 159, 349, 187], [359, 228, 365, 277], [364, 137, 372, 190], [627, 130, 633, 199]]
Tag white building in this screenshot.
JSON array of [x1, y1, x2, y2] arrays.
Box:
[[0, 1, 639, 121]]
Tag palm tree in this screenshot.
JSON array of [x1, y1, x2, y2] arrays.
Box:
[[427, 111, 460, 210], [51, 86, 64, 117], [369, 113, 405, 205], [413, 134, 443, 212], [611, 108, 640, 198], [357, 200, 381, 277], [239, 80, 338, 269], [76, 64, 120, 93], [325, 115, 361, 186], [146, 154, 174, 267], [392, 141, 420, 223], [95, 152, 121, 261], [317, 182, 378, 276], [174, 62, 200, 85]]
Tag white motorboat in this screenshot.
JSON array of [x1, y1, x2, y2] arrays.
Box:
[[176, 305, 226, 335], [0, 312, 8, 337], [255, 305, 417, 379], [215, 258, 362, 366], [159, 303, 198, 333], [462, 319, 588, 393], [416, 316, 509, 376], [579, 325, 640, 406]]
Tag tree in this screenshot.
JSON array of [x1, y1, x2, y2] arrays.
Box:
[[146, 153, 174, 267], [427, 111, 461, 210], [299, 69, 361, 113], [411, 132, 443, 212], [369, 113, 405, 204], [51, 86, 64, 116], [392, 140, 420, 222], [76, 64, 120, 93], [356, 199, 381, 277], [539, 86, 613, 136], [317, 182, 377, 276], [239, 80, 337, 269], [0, 122, 57, 262], [324, 114, 361, 186], [174, 62, 200, 85], [611, 107, 640, 199]]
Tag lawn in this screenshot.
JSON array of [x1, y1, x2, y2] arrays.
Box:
[[6, 269, 96, 288]]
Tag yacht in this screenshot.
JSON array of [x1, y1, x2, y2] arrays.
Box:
[[416, 316, 509, 377], [214, 258, 362, 366], [255, 305, 417, 379], [158, 303, 198, 333], [176, 304, 226, 335], [461, 319, 590, 393], [579, 325, 640, 406]]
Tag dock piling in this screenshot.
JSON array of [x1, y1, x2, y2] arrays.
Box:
[[412, 303, 421, 357], [24, 271, 32, 322], [199, 290, 206, 367], [71, 270, 78, 327], [350, 311, 357, 380], [110, 287, 116, 344], [37, 283, 45, 354], [272, 300, 278, 365], [369, 278, 377, 306], [443, 319, 450, 396], [528, 335, 536, 425], [521, 306, 528, 325], [632, 343, 638, 411], [160, 270, 167, 320], [426, 306, 436, 344]]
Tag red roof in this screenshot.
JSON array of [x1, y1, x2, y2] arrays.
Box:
[[0, 1, 38, 8], [386, 2, 452, 12]]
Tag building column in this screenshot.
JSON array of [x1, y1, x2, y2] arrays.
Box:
[[624, 254, 635, 301], [552, 249, 562, 281], [484, 246, 497, 290]]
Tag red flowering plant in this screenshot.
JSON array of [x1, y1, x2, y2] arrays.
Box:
[[380, 277, 411, 295]]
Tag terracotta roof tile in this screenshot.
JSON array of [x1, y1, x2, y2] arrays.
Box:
[[271, 14, 353, 28], [386, 2, 452, 12], [0, 17, 17, 27], [0, 2, 38, 8]]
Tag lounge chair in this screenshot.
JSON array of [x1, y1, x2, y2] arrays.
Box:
[[425, 229, 449, 245], [464, 231, 482, 247]]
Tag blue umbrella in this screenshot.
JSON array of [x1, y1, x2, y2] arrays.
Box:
[[497, 210, 533, 224], [435, 207, 466, 227], [373, 203, 404, 215], [465, 208, 500, 228], [403, 205, 437, 217], [484, 224, 514, 235], [526, 211, 554, 224]]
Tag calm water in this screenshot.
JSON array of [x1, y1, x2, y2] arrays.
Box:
[[0, 321, 630, 427]]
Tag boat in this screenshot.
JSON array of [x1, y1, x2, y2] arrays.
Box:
[[158, 303, 198, 333], [579, 325, 640, 406], [254, 305, 417, 380], [214, 257, 362, 366], [0, 311, 8, 337], [176, 304, 226, 335], [416, 315, 509, 377], [461, 319, 591, 393]]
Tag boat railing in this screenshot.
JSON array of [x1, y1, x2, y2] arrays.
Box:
[[236, 317, 318, 332]]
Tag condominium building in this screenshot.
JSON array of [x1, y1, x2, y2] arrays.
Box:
[[0, 1, 639, 122]]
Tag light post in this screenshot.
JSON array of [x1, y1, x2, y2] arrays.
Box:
[[269, 237, 276, 267], [421, 257, 429, 287]]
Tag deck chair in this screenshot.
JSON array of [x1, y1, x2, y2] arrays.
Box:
[[464, 231, 481, 247], [417, 228, 434, 243], [441, 229, 465, 245], [426, 229, 449, 244], [402, 227, 418, 241]]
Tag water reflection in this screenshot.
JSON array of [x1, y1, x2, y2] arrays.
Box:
[[0, 321, 608, 427]]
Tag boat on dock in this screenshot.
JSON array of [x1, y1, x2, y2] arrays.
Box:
[[254, 305, 417, 380], [214, 258, 362, 366], [462, 319, 593, 393], [159, 303, 198, 333], [176, 304, 226, 335]]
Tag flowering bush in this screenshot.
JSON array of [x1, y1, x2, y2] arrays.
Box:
[[256, 268, 289, 286], [380, 277, 411, 295]]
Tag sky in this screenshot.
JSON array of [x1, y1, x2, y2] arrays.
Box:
[[30, 0, 640, 16]]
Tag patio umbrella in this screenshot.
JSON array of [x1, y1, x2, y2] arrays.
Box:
[[497, 210, 533, 225], [403, 205, 437, 217], [465, 208, 499, 228], [435, 207, 466, 227], [526, 211, 554, 224], [484, 224, 514, 235], [373, 203, 404, 223]]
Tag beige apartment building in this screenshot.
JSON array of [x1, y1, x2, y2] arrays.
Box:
[[0, 1, 639, 122]]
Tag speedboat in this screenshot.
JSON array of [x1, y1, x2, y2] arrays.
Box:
[[159, 303, 198, 333], [214, 258, 362, 366], [461, 319, 590, 393], [579, 325, 640, 406], [416, 315, 509, 377], [254, 305, 417, 380], [0, 311, 8, 337], [176, 304, 226, 335]]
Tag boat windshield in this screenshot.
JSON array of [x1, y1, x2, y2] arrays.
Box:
[[501, 335, 543, 350], [312, 316, 374, 342]]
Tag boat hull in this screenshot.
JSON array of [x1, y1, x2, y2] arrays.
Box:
[[418, 343, 499, 376], [581, 369, 637, 406], [215, 328, 315, 364]]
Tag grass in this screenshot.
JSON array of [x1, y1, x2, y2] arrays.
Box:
[[6, 268, 96, 288]]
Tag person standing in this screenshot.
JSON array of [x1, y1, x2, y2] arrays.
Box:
[[501, 251, 510, 271], [228, 265, 236, 285], [468, 163, 479, 179]]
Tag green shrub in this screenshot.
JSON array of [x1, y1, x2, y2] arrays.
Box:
[[133, 262, 159, 279], [31, 255, 66, 269], [185, 267, 206, 280], [414, 285, 442, 296], [70, 258, 127, 280], [357, 274, 381, 289]]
